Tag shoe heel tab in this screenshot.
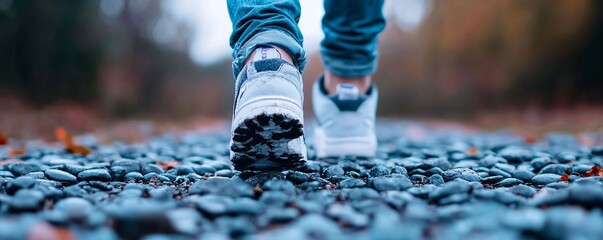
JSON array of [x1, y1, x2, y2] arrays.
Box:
[[253, 58, 291, 73]]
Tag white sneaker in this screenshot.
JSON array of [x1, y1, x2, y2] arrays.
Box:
[[230, 46, 307, 171], [312, 76, 378, 158]]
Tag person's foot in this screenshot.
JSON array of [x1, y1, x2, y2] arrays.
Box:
[[312, 75, 378, 158], [230, 46, 306, 171]]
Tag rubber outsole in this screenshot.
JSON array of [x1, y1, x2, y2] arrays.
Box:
[[230, 113, 306, 171]]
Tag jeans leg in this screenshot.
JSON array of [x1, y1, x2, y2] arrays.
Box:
[[321, 0, 386, 78], [227, 0, 306, 77]]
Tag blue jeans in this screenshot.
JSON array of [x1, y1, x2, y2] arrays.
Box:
[[227, 0, 385, 78]]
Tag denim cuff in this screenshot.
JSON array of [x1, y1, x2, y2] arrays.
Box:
[[232, 29, 306, 78], [321, 54, 379, 78]]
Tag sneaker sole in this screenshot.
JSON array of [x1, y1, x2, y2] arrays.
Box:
[[230, 97, 306, 171], [314, 127, 377, 158]]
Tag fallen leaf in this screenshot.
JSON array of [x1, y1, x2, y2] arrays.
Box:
[[560, 168, 572, 182], [9, 148, 27, 157], [466, 146, 479, 155], [523, 135, 539, 144], [0, 128, 8, 145], [580, 165, 603, 179], [67, 145, 92, 156], [157, 159, 179, 170], [55, 127, 74, 147], [55, 127, 92, 156]]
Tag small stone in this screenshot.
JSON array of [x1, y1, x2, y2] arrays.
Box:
[[531, 157, 553, 170], [192, 165, 216, 175], [263, 180, 296, 195], [10, 162, 43, 176], [0, 170, 15, 178], [546, 182, 568, 189], [195, 195, 233, 217], [408, 169, 426, 176], [215, 169, 236, 178], [262, 208, 299, 223], [300, 181, 321, 191], [338, 178, 366, 188], [438, 193, 470, 205], [227, 198, 264, 216], [259, 191, 292, 207], [143, 172, 158, 181], [111, 159, 141, 173], [188, 177, 253, 197], [428, 180, 470, 201], [286, 171, 310, 185], [414, 174, 431, 183], [489, 168, 512, 178], [478, 156, 505, 168], [6, 176, 37, 195], [539, 164, 571, 175], [291, 214, 341, 237], [498, 147, 532, 163], [346, 188, 380, 201], [427, 167, 443, 176], [496, 178, 523, 187], [482, 175, 504, 184], [509, 184, 537, 198], [9, 189, 45, 212], [501, 209, 546, 232], [62, 164, 90, 176], [513, 169, 536, 182], [142, 164, 164, 175], [44, 169, 77, 183], [369, 165, 390, 177], [567, 184, 603, 208], [175, 166, 194, 176], [531, 174, 561, 185], [25, 172, 45, 179], [240, 171, 285, 186], [125, 172, 144, 182], [78, 169, 112, 182], [89, 181, 112, 191], [428, 174, 445, 186], [323, 166, 345, 178], [326, 204, 369, 228], [419, 158, 452, 171], [110, 166, 127, 181], [54, 197, 94, 221], [369, 177, 412, 191], [407, 185, 437, 198], [442, 168, 481, 182], [390, 166, 407, 176], [556, 152, 576, 163]]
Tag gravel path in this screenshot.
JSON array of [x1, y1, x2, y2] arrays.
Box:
[[1, 122, 603, 240]]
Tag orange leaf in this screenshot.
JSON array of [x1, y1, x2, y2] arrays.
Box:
[[157, 159, 179, 170], [560, 168, 572, 182], [523, 135, 539, 144], [9, 148, 27, 157], [55, 127, 75, 147], [466, 146, 479, 155], [66, 145, 92, 156], [55, 127, 91, 156], [0, 128, 8, 145], [580, 165, 603, 179]]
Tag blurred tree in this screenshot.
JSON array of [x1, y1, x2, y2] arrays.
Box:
[[0, 0, 102, 104]]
